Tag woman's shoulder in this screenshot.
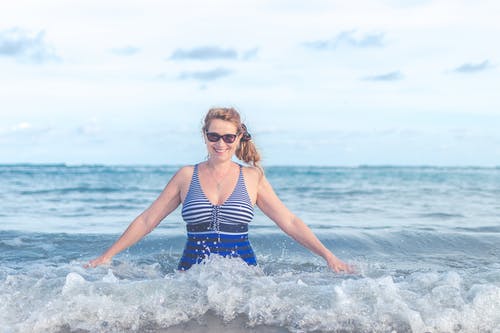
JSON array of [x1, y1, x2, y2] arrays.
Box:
[[241, 164, 264, 182], [177, 164, 195, 172], [171, 165, 195, 182]]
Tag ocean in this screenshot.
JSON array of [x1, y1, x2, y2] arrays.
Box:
[[0, 164, 499, 333]]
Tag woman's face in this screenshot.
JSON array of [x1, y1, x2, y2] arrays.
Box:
[[205, 119, 240, 162]]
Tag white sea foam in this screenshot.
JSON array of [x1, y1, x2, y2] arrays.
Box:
[[1, 237, 27, 247], [0, 256, 499, 333]]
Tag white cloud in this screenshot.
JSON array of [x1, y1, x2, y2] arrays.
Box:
[[304, 30, 385, 50], [12, 122, 33, 131], [452, 60, 493, 74], [111, 46, 140, 56], [169, 46, 238, 61], [363, 70, 404, 81], [77, 118, 101, 136], [0, 27, 59, 63], [177, 67, 233, 81]]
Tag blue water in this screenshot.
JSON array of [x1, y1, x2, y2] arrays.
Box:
[[1, 164, 499, 332]]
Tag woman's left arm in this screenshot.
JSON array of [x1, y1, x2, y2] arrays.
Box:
[[256, 174, 353, 273]]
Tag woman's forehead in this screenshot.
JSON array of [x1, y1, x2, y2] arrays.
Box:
[[207, 119, 238, 133]]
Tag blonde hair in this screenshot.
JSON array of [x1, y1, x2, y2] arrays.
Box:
[[202, 107, 262, 169]]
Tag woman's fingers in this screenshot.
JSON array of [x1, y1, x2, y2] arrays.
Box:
[[327, 256, 355, 274], [83, 256, 110, 268]]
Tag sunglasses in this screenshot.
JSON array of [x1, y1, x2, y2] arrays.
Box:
[[206, 132, 238, 144]]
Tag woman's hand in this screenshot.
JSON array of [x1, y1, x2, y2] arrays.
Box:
[[84, 255, 112, 268], [325, 253, 355, 274]]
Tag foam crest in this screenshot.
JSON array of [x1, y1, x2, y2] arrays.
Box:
[[0, 236, 27, 247], [62, 272, 87, 294], [1, 257, 499, 332]]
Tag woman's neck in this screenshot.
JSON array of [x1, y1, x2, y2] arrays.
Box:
[[206, 159, 234, 170]]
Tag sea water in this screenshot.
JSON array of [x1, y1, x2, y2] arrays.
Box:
[[0, 164, 499, 333]]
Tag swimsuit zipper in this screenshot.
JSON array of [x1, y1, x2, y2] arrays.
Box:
[[212, 205, 221, 242]]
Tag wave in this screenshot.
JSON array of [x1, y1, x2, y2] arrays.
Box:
[[1, 228, 499, 332], [453, 226, 500, 233], [0, 257, 499, 333], [1, 229, 499, 264], [418, 212, 465, 219], [19, 186, 146, 196]]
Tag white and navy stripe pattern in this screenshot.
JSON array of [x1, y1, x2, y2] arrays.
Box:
[[178, 164, 256, 270]]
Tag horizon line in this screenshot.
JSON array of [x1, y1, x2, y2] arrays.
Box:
[[1, 162, 499, 169]]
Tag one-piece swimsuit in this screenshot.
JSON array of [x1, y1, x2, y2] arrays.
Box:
[[178, 164, 257, 270]]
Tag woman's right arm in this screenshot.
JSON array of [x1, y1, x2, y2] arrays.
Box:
[[85, 166, 191, 268]]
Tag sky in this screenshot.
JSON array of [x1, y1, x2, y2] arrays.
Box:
[[1, 0, 499, 166]]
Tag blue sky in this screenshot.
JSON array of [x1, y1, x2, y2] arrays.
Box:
[[1, 0, 499, 166]]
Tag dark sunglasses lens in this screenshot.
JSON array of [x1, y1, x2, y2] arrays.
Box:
[[206, 133, 220, 142], [222, 134, 236, 143]]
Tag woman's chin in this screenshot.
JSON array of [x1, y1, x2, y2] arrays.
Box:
[[211, 151, 231, 160]]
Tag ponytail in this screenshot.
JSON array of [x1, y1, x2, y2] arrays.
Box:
[[236, 123, 261, 171]]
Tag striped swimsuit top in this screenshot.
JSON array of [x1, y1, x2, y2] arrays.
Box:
[[178, 163, 257, 270]]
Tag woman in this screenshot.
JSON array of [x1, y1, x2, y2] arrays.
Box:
[[86, 107, 352, 273]]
